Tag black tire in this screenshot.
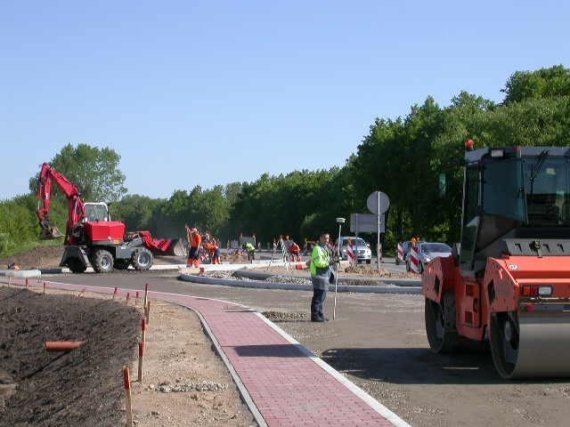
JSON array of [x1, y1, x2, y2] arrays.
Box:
[[419, 262, 424, 274], [92, 249, 114, 273], [405, 261, 411, 272], [425, 293, 459, 353], [131, 247, 153, 271], [395, 258, 400, 265], [67, 257, 87, 274], [366, 259, 371, 264], [114, 259, 131, 270]]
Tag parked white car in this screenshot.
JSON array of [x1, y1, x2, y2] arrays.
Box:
[[336, 236, 372, 264]]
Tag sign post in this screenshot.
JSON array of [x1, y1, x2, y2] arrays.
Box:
[[367, 191, 390, 270]]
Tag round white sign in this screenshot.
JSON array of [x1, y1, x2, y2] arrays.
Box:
[[367, 191, 390, 214]]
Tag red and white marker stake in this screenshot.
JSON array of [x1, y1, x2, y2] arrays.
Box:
[[126, 292, 130, 305], [113, 287, 118, 300]]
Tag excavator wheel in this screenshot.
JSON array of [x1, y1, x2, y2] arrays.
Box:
[[425, 292, 459, 353], [131, 247, 153, 271], [113, 259, 131, 270], [67, 257, 87, 274], [91, 249, 114, 273]]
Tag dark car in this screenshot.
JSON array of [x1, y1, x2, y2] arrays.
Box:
[[406, 242, 452, 273]]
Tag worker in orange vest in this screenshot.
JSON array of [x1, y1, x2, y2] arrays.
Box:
[[186, 225, 202, 268]]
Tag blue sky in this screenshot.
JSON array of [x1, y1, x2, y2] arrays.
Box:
[[1, 0, 568, 200]]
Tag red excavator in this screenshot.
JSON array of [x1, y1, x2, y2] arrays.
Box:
[[36, 163, 177, 273], [423, 144, 570, 379]]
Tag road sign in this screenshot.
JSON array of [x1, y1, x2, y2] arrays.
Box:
[[350, 213, 385, 234], [367, 191, 390, 215]]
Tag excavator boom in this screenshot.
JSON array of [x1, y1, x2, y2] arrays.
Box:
[[37, 163, 84, 241]]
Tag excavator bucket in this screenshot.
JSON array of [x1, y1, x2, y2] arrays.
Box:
[[39, 224, 64, 240]]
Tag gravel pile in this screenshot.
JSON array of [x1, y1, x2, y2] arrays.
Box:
[[151, 381, 229, 393], [265, 275, 311, 285], [262, 310, 309, 322]]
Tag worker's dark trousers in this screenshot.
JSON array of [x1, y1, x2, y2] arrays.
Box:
[[311, 288, 327, 320]]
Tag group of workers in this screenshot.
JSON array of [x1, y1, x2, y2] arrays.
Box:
[[185, 225, 222, 267]]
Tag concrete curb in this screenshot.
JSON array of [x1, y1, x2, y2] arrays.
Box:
[[178, 273, 422, 295], [234, 268, 421, 287], [0, 269, 42, 278]]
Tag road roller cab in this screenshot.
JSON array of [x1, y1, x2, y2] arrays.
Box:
[[423, 145, 570, 379]]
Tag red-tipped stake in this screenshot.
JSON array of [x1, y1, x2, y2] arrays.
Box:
[[78, 288, 86, 298], [138, 342, 144, 382], [123, 367, 133, 427], [126, 292, 130, 305], [135, 291, 139, 306], [25, 278, 29, 288], [113, 287, 118, 300], [43, 281, 46, 294]]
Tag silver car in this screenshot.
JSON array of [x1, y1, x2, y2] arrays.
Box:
[[336, 236, 372, 264], [406, 242, 452, 273]]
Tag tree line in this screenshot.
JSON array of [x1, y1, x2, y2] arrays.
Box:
[[2, 65, 570, 257]]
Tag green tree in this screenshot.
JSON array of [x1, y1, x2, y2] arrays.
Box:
[[0, 195, 40, 257], [503, 65, 570, 104], [29, 143, 127, 203]]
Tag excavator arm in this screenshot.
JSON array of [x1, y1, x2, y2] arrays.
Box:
[[36, 163, 86, 243]]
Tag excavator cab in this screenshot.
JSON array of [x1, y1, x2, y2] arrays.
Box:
[[84, 202, 111, 222]]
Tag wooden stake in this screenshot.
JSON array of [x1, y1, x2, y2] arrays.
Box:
[[126, 292, 130, 305], [143, 283, 149, 309], [137, 342, 144, 382], [113, 287, 118, 300], [43, 281, 46, 294], [145, 300, 151, 325], [135, 291, 139, 306], [123, 367, 133, 427], [141, 317, 147, 343]]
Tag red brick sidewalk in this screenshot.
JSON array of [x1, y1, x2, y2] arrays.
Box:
[[28, 280, 410, 427]]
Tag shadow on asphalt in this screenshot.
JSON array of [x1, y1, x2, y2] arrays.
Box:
[[320, 347, 514, 385]]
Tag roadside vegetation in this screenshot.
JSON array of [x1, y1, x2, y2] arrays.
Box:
[[2, 65, 570, 259]]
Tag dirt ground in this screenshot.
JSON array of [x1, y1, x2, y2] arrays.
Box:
[[0, 247, 270, 426], [0, 257, 255, 427]]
